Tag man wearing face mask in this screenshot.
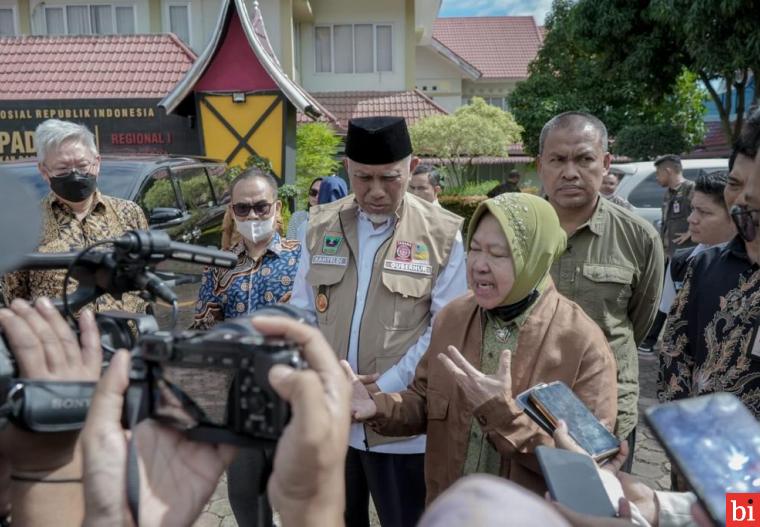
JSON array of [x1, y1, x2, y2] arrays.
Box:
[[3, 119, 148, 312], [191, 167, 300, 330]]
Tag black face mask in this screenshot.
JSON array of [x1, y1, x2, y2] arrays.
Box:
[[49, 170, 97, 203]]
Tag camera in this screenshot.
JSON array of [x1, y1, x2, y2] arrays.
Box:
[[0, 230, 311, 447]]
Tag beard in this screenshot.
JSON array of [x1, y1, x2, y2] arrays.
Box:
[[364, 211, 393, 224]]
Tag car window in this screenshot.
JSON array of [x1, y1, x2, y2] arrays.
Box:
[[174, 166, 217, 210], [138, 168, 179, 215], [627, 167, 720, 208], [97, 161, 143, 200], [207, 165, 229, 204]]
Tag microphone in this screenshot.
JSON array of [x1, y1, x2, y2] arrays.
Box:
[[114, 231, 237, 268]]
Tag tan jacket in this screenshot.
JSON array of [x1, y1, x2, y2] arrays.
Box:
[[370, 283, 618, 503], [306, 194, 462, 447]]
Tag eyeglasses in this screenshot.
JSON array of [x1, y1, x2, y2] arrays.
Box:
[[45, 160, 96, 178], [231, 201, 274, 218], [731, 205, 760, 242], [309, 188, 320, 198]]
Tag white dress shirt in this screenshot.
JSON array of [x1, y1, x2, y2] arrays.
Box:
[[290, 208, 467, 453]]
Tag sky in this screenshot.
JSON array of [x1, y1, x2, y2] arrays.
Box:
[[439, 0, 553, 25]]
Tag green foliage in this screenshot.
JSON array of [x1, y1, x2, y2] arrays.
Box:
[[613, 124, 689, 160], [508, 0, 706, 157], [295, 123, 341, 209], [569, 0, 759, 144], [410, 98, 522, 185], [441, 180, 499, 197]]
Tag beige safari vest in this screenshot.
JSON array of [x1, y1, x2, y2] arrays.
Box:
[[306, 194, 463, 447]]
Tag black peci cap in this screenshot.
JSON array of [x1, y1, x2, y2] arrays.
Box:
[[345, 116, 413, 165]]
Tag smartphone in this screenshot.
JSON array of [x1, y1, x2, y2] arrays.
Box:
[[645, 393, 760, 527], [515, 384, 553, 435], [528, 381, 620, 461], [536, 445, 617, 517]]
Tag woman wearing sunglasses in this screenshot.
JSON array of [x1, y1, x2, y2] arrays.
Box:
[[285, 177, 323, 240]]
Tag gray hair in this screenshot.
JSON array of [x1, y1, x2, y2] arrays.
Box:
[[538, 111, 609, 155], [413, 164, 442, 187], [35, 119, 98, 163]]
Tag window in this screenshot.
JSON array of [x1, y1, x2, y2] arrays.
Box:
[[0, 8, 15, 36], [115, 6, 135, 34], [169, 4, 190, 45], [314, 24, 393, 74], [44, 5, 135, 35], [627, 168, 707, 209], [175, 167, 216, 210], [45, 7, 66, 34], [139, 169, 180, 217]]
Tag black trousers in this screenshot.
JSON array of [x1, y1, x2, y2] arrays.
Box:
[[641, 310, 667, 348], [227, 448, 274, 527], [344, 447, 426, 527]]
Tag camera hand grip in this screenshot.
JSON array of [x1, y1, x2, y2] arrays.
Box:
[[9, 381, 96, 432]]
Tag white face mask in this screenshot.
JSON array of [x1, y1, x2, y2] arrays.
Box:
[[235, 215, 275, 243]]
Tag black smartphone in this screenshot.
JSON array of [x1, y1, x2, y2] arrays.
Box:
[[526, 381, 620, 461], [515, 384, 553, 435], [536, 445, 617, 517], [645, 393, 760, 527]]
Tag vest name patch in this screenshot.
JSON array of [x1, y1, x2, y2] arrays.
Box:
[[383, 259, 433, 275], [312, 255, 348, 266]]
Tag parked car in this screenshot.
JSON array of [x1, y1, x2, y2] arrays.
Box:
[[0, 155, 230, 247], [613, 158, 729, 228]]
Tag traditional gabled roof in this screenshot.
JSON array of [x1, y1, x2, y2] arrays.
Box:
[[296, 90, 449, 132], [161, 0, 331, 122], [0, 34, 195, 100], [433, 16, 543, 79]]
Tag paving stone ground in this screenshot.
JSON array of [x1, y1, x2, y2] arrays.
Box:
[[193, 354, 670, 527]]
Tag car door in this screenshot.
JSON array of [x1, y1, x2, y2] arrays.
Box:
[[172, 165, 226, 246], [135, 167, 189, 240]]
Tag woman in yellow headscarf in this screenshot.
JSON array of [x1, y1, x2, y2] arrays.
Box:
[[346, 193, 618, 504]]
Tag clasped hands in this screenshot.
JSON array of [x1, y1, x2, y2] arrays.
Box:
[[342, 345, 513, 422]]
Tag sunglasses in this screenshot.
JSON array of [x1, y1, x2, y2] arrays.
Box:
[[309, 188, 320, 198], [731, 205, 760, 242], [231, 201, 273, 217]]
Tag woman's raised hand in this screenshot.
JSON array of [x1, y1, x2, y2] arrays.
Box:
[[340, 361, 378, 421], [438, 345, 513, 409]]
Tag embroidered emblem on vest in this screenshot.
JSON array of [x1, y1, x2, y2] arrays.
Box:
[[414, 242, 429, 262], [322, 233, 343, 255], [312, 255, 348, 266], [383, 259, 433, 275], [394, 240, 413, 262]]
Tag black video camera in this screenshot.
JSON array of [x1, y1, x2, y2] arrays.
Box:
[[0, 230, 310, 447]]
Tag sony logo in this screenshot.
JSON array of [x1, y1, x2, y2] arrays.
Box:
[[51, 398, 91, 410]]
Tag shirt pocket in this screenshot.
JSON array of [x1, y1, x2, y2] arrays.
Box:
[[580, 263, 634, 324], [380, 271, 433, 331]]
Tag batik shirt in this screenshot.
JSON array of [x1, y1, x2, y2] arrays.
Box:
[[3, 191, 148, 313], [658, 237, 760, 417], [191, 233, 301, 329]]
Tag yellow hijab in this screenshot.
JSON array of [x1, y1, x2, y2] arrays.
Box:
[[467, 193, 567, 306]]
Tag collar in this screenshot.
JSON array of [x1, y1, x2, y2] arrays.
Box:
[[573, 195, 606, 237], [48, 190, 106, 217], [232, 231, 284, 260]]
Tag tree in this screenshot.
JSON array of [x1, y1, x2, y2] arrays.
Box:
[[508, 0, 706, 157], [295, 122, 341, 208], [410, 97, 522, 185], [570, 0, 760, 144]]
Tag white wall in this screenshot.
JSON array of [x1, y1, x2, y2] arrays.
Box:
[[298, 0, 407, 92], [463, 79, 518, 99], [414, 45, 461, 112]]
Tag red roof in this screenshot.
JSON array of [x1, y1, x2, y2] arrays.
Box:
[[297, 90, 448, 132], [687, 121, 732, 158], [433, 16, 543, 79], [0, 34, 196, 100]]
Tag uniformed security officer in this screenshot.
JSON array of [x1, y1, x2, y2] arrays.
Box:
[[290, 116, 467, 527]]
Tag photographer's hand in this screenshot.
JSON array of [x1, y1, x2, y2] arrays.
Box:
[[251, 316, 351, 527], [0, 297, 102, 526], [81, 350, 237, 527]]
